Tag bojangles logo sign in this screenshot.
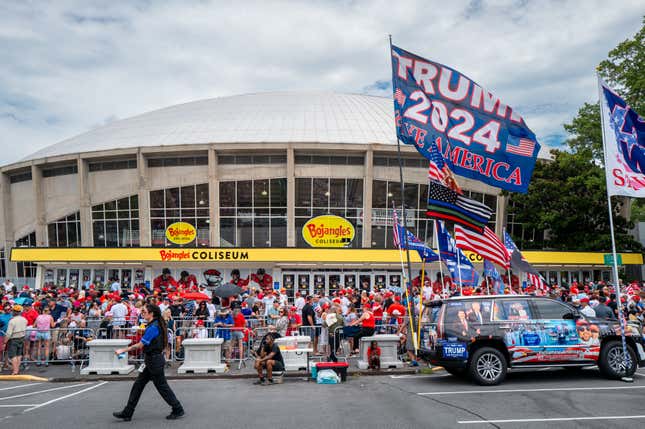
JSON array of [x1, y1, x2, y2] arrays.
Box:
[[165, 222, 197, 245], [302, 215, 355, 248]]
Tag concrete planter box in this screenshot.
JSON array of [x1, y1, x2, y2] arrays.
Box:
[[81, 339, 135, 375], [357, 334, 404, 369], [276, 336, 311, 371], [178, 338, 226, 374]]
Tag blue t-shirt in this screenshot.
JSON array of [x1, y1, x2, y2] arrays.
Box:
[[141, 322, 160, 346], [51, 304, 67, 321], [0, 313, 12, 336], [214, 314, 233, 340]]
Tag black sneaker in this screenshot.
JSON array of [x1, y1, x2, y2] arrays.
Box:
[[266, 378, 275, 385], [166, 409, 185, 420], [253, 378, 266, 385], [113, 411, 132, 421]]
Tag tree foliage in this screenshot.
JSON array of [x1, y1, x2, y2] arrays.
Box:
[[509, 17, 644, 252]]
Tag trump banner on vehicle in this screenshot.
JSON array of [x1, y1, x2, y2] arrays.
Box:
[[598, 78, 645, 198], [391, 45, 541, 193]]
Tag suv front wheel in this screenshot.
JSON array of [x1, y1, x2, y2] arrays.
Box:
[[469, 347, 507, 386], [599, 340, 637, 379]]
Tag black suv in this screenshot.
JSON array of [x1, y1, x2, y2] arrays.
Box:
[[419, 295, 645, 385]]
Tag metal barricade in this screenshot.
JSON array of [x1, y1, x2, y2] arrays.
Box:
[[17, 326, 95, 370]]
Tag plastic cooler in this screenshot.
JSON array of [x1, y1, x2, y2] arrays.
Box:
[[315, 362, 349, 382]]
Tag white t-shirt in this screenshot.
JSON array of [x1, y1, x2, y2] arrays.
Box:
[[3, 281, 14, 292], [581, 306, 596, 318], [262, 296, 275, 315], [294, 297, 305, 311], [111, 303, 128, 326]]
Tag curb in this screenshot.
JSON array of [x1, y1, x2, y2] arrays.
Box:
[[47, 366, 445, 383], [0, 374, 49, 381]]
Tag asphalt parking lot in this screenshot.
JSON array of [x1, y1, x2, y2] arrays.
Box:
[[1, 368, 645, 428]]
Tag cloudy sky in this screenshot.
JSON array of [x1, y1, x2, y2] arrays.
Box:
[[0, 0, 643, 166]]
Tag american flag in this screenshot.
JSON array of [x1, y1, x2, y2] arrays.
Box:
[[527, 272, 547, 293], [392, 208, 401, 247], [427, 139, 463, 194], [507, 137, 536, 157], [454, 225, 510, 268], [394, 88, 406, 106]]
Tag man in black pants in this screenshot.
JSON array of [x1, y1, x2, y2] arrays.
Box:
[[113, 304, 184, 421], [253, 334, 285, 385]]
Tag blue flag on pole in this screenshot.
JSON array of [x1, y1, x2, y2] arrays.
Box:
[[483, 259, 504, 295], [393, 210, 439, 263], [436, 221, 479, 287], [391, 45, 540, 193]]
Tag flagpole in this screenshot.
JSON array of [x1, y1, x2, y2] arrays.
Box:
[[434, 220, 446, 297], [456, 248, 463, 295], [504, 227, 512, 294], [417, 202, 432, 348], [597, 75, 632, 382], [389, 35, 417, 353]]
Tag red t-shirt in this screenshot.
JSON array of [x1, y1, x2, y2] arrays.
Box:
[[367, 346, 381, 356], [23, 309, 39, 326], [362, 310, 376, 328], [372, 304, 383, 321], [233, 312, 246, 329]]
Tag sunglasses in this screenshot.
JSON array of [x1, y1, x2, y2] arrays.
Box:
[[577, 327, 590, 332]]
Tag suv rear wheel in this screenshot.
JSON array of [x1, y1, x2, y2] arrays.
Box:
[[469, 347, 507, 386], [599, 340, 637, 379]]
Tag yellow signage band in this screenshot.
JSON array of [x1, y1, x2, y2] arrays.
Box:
[[10, 247, 643, 266]]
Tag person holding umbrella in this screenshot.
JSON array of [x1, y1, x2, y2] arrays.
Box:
[[113, 303, 185, 421]]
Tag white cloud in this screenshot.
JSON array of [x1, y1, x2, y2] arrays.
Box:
[[0, 0, 642, 165]]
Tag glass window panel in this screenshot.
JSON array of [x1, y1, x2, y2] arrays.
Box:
[[295, 208, 311, 217], [254, 179, 270, 207], [470, 192, 484, 203], [238, 219, 253, 247], [150, 190, 164, 208], [93, 222, 105, 247], [484, 194, 497, 211], [220, 208, 235, 216], [237, 181, 252, 207], [180, 185, 195, 208], [348, 156, 364, 165], [404, 183, 418, 209], [312, 178, 328, 207], [220, 218, 236, 247], [419, 184, 429, 207], [270, 179, 287, 207], [131, 220, 139, 246], [92, 203, 105, 212], [105, 201, 116, 211], [196, 184, 209, 207], [254, 217, 270, 247], [150, 209, 165, 218], [130, 195, 138, 210], [372, 181, 388, 208], [312, 208, 328, 216], [236, 156, 252, 164], [68, 223, 79, 246], [165, 188, 179, 209], [295, 218, 308, 247], [346, 179, 363, 207], [105, 221, 118, 247], [117, 197, 130, 211], [196, 208, 209, 217], [131, 210, 138, 219], [105, 210, 116, 220], [255, 208, 270, 216], [220, 182, 236, 207], [271, 207, 287, 217], [93, 211, 104, 221], [181, 209, 196, 218], [295, 178, 311, 207], [151, 219, 166, 247], [48, 224, 57, 246], [329, 179, 345, 207], [329, 208, 345, 217], [57, 223, 67, 247], [312, 155, 329, 164]]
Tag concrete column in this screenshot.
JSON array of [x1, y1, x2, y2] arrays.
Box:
[[287, 146, 295, 247], [495, 194, 507, 237], [137, 151, 151, 247], [362, 147, 373, 248], [31, 165, 46, 246], [78, 158, 93, 247], [208, 148, 219, 246], [1, 173, 17, 277]]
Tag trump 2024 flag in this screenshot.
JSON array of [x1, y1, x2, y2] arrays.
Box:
[[599, 78, 645, 197]]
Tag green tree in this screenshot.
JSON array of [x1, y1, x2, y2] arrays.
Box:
[[509, 150, 641, 252], [508, 17, 644, 253]]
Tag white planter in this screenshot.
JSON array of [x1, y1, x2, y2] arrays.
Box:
[[177, 338, 226, 374], [81, 339, 135, 375], [276, 336, 311, 371], [357, 334, 404, 369]]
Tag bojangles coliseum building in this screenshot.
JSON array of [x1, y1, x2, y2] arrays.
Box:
[[0, 92, 641, 295]]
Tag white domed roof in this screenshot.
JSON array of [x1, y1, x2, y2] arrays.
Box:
[[23, 92, 398, 161]]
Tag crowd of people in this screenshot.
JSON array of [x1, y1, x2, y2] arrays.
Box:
[[1, 269, 644, 376]]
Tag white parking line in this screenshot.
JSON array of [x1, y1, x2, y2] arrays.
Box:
[[390, 374, 450, 379], [418, 385, 645, 396], [0, 383, 88, 401], [458, 415, 645, 424], [0, 383, 43, 392], [23, 381, 108, 412], [0, 404, 39, 407]]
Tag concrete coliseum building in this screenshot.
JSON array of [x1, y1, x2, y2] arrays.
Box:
[[0, 92, 636, 293]]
